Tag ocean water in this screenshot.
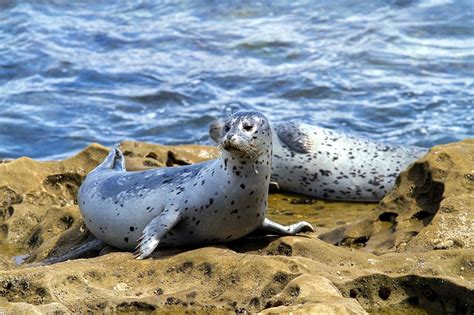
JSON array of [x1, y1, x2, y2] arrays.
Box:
[[0, 0, 472, 160]]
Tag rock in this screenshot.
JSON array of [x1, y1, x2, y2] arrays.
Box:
[[0, 140, 473, 314], [320, 139, 474, 254], [433, 239, 455, 250], [260, 274, 368, 314]]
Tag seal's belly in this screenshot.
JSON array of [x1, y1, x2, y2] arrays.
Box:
[[161, 186, 267, 247], [162, 204, 266, 247]]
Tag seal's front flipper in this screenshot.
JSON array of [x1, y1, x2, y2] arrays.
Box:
[[275, 123, 313, 153], [269, 181, 280, 192], [134, 210, 181, 259], [258, 218, 314, 236], [96, 147, 126, 171]]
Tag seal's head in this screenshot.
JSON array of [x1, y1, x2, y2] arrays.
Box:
[[209, 118, 225, 144], [215, 111, 272, 160]]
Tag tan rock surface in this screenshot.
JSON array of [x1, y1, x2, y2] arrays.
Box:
[[320, 139, 474, 254], [0, 140, 472, 314]]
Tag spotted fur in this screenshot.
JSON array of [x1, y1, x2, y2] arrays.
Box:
[[210, 119, 427, 202], [78, 111, 314, 259]]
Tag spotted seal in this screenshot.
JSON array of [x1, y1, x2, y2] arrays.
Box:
[[210, 119, 427, 201], [78, 111, 314, 259]]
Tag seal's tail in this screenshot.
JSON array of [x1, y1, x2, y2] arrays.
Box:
[[96, 146, 126, 171]]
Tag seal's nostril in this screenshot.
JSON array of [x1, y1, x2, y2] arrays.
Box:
[[222, 137, 232, 149], [225, 133, 235, 142]]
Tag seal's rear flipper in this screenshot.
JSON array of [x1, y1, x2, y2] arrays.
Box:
[[96, 147, 126, 171], [257, 218, 314, 236], [112, 147, 126, 171], [134, 210, 181, 259], [41, 239, 106, 265]]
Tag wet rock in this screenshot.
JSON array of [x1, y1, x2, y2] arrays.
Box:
[[0, 140, 472, 314]]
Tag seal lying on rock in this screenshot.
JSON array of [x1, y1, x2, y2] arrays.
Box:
[[78, 111, 313, 259], [210, 119, 427, 202]]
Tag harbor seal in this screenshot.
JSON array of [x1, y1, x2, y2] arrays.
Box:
[[78, 111, 314, 259], [210, 119, 427, 202]]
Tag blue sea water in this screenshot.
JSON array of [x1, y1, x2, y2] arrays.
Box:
[[0, 0, 472, 160]]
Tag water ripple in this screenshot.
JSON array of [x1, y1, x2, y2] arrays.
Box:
[[0, 0, 472, 159]]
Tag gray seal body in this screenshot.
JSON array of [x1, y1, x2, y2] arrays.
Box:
[[78, 111, 313, 259], [210, 120, 427, 202]]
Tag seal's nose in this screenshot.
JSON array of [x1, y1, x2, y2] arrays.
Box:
[[222, 133, 237, 150]]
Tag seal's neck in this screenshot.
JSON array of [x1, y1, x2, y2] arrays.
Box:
[[219, 149, 272, 180]]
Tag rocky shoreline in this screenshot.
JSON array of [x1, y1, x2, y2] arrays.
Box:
[[0, 139, 473, 313]]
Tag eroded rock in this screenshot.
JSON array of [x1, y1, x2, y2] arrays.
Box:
[[320, 139, 474, 253], [0, 140, 472, 313]]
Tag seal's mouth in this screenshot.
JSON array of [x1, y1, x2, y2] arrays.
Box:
[[221, 138, 259, 159]]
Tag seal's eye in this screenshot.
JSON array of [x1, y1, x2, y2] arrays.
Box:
[[224, 125, 231, 132], [243, 125, 253, 131]]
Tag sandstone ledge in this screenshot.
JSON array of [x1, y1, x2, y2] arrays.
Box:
[[0, 140, 472, 314]]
